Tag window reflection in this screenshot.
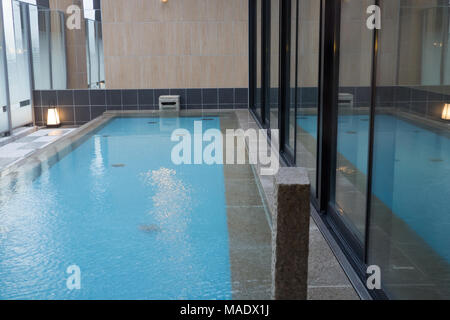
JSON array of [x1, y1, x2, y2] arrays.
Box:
[[86, 20, 104, 89], [331, 0, 375, 243], [369, 0, 450, 300], [295, 0, 320, 192]]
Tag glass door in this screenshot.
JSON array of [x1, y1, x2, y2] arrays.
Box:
[[330, 0, 375, 249], [3, 0, 32, 129], [0, 5, 10, 136]]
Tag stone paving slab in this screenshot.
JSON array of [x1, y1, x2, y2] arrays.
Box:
[[18, 142, 48, 150], [235, 109, 360, 300], [0, 128, 75, 172]]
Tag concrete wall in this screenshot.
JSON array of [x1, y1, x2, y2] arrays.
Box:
[[101, 0, 249, 89]]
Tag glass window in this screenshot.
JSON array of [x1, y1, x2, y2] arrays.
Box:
[[86, 20, 103, 89], [98, 22, 105, 86], [369, 0, 450, 300], [50, 10, 67, 89], [3, 0, 32, 129], [287, 0, 296, 150], [254, 0, 263, 119], [269, 0, 279, 129], [0, 9, 10, 135], [295, 0, 320, 192], [332, 0, 375, 244], [29, 6, 51, 90]]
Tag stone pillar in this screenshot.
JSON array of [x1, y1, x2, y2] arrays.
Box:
[[272, 167, 310, 300]]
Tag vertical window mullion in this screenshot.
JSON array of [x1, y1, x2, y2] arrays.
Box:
[[317, 0, 340, 213], [364, 0, 380, 265]]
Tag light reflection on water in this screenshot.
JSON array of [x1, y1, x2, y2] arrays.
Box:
[[0, 117, 231, 300]]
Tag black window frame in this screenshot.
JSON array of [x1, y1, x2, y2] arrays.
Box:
[[248, 0, 388, 300]]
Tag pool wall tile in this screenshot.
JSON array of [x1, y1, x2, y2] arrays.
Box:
[[186, 89, 202, 105], [427, 101, 445, 118], [122, 90, 138, 106], [123, 105, 138, 111], [394, 86, 411, 102], [90, 90, 107, 105], [220, 104, 235, 110], [411, 87, 428, 102], [74, 106, 91, 125], [355, 87, 371, 104], [376, 86, 394, 103], [106, 105, 122, 111], [170, 89, 187, 105], [202, 89, 218, 105], [33, 86, 449, 124], [33, 91, 42, 107], [203, 104, 219, 110], [235, 88, 249, 104], [74, 90, 90, 106], [59, 106, 75, 124], [154, 89, 170, 102], [41, 90, 57, 106], [32, 88, 250, 125], [427, 90, 444, 102], [107, 90, 122, 106], [410, 102, 427, 115], [140, 105, 157, 111], [219, 88, 234, 104], [34, 106, 43, 124], [57, 90, 74, 106], [91, 106, 106, 119], [138, 89, 154, 106]]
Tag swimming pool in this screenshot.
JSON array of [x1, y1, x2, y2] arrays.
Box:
[[0, 115, 270, 300], [298, 114, 450, 263]]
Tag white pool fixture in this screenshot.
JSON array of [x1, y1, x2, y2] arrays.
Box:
[[47, 107, 61, 128], [338, 93, 354, 109], [442, 104, 450, 120], [159, 95, 180, 112]]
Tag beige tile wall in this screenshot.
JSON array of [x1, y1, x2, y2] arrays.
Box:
[[297, 0, 320, 88], [101, 0, 249, 89], [50, 0, 88, 89]]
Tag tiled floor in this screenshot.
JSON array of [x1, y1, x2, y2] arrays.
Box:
[[0, 128, 75, 172], [234, 109, 360, 300], [0, 126, 36, 148], [219, 113, 272, 300]]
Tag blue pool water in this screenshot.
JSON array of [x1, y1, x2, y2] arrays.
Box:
[[0, 117, 231, 300], [298, 114, 450, 262]]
